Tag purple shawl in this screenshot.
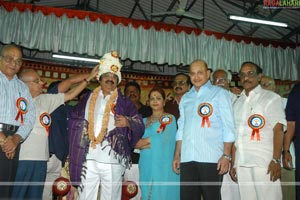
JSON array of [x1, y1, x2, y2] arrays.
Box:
[[68, 89, 145, 186]]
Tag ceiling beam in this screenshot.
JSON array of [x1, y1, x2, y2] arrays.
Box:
[[176, 0, 198, 25], [281, 26, 300, 42], [128, 0, 138, 18], [159, 0, 178, 22], [212, 0, 251, 34], [269, 26, 294, 43], [224, 0, 293, 31], [245, 9, 282, 36], [129, 0, 149, 20]]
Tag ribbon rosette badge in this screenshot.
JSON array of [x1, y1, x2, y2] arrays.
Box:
[[248, 114, 265, 141], [40, 112, 52, 136], [15, 97, 29, 125], [157, 114, 172, 133], [198, 103, 213, 128]]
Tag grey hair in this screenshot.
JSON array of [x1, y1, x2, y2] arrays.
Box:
[[211, 69, 232, 83], [18, 69, 36, 82]]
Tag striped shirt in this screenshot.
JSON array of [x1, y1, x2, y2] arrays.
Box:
[[0, 71, 35, 140], [176, 81, 235, 163]]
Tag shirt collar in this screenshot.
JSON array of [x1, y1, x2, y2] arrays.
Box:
[[191, 81, 212, 93], [0, 70, 18, 81], [241, 84, 262, 96]]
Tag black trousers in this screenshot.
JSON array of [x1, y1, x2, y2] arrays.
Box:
[[180, 161, 223, 200], [0, 127, 20, 200]]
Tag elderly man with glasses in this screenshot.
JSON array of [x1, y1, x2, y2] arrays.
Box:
[[165, 73, 191, 121], [211, 69, 242, 103], [230, 61, 286, 200], [0, 44, 36, 199], [10, 67, 97, 200], [211, 69, 241, 200]]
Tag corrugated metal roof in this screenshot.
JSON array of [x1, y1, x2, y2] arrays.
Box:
[[24, 0, 300, 43]]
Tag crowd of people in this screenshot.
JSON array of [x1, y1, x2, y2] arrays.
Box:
[[0, 44, 299, 200]]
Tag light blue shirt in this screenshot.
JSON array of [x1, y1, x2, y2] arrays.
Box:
[[176, 81, 235, 163], [0, 71, 35, 140]]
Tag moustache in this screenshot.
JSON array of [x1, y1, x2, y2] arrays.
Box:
[[105, 80, 115, 85], [242, 80, 251, 84], [129, 94, 137, 98]]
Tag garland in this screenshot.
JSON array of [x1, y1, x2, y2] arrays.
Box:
[[88, 86, 118, 148]]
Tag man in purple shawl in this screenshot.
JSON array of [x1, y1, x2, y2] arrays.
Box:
[[68, 51, 145, 200]]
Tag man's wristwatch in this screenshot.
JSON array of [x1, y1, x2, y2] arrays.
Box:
[[222, 153, 232, 161], [272, 158, 281, 164]]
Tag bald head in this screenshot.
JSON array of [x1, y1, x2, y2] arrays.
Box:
[[190, 60, 208, 70], [19, 69, 44, 97], [189, 59, 210, 91], [0, 45, 22, 57], [260, 75, 276, 92], [19, 69, 38, 82]]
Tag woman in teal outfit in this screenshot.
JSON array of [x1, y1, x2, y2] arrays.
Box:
[[136, 87, 180, 200]]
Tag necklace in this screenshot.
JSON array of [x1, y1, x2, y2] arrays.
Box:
[[88, 86, 118, 148], [145, 112, 164, 128]]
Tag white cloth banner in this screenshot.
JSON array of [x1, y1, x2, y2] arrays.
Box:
[[0, 7, 299, 80]]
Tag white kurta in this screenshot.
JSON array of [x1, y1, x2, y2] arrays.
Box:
[[19, 93, 64, 161], [233, 85, 286, 200]]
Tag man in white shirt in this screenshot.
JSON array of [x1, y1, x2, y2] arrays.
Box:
[[11, 68, 97, 199], [230, 62, 286, 200]]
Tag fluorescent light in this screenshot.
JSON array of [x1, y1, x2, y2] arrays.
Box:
[[229, 15, 288, 27], [52, 54, 100, 63]]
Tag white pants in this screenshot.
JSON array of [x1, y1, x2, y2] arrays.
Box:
[[43, 154, 62, 200], [123, 164, 141, 200], [221, 172, 240, 200], [78, 160, 125, 200], [236, 166, 282, 200]]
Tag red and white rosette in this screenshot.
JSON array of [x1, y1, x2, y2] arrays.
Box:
[[39, 112, 52, 136], [248, 114, 265, 141], [121, 181, 138, 200], [15, 97, 28, 125], [198, 103, 213, 128], [157, 114, 172, 133], [52, 177, 71, 197]]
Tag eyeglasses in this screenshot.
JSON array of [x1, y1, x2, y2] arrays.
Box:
[[239, 71, 256, 79], [214, 77, 228, 84], [172, 81, 187, 87], [26, 78, 43, 84], [0, 55, 23, 67]]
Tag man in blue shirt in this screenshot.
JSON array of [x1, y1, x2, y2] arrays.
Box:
[[0, 44, 36, 198], [173, 59, 235, 200]]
